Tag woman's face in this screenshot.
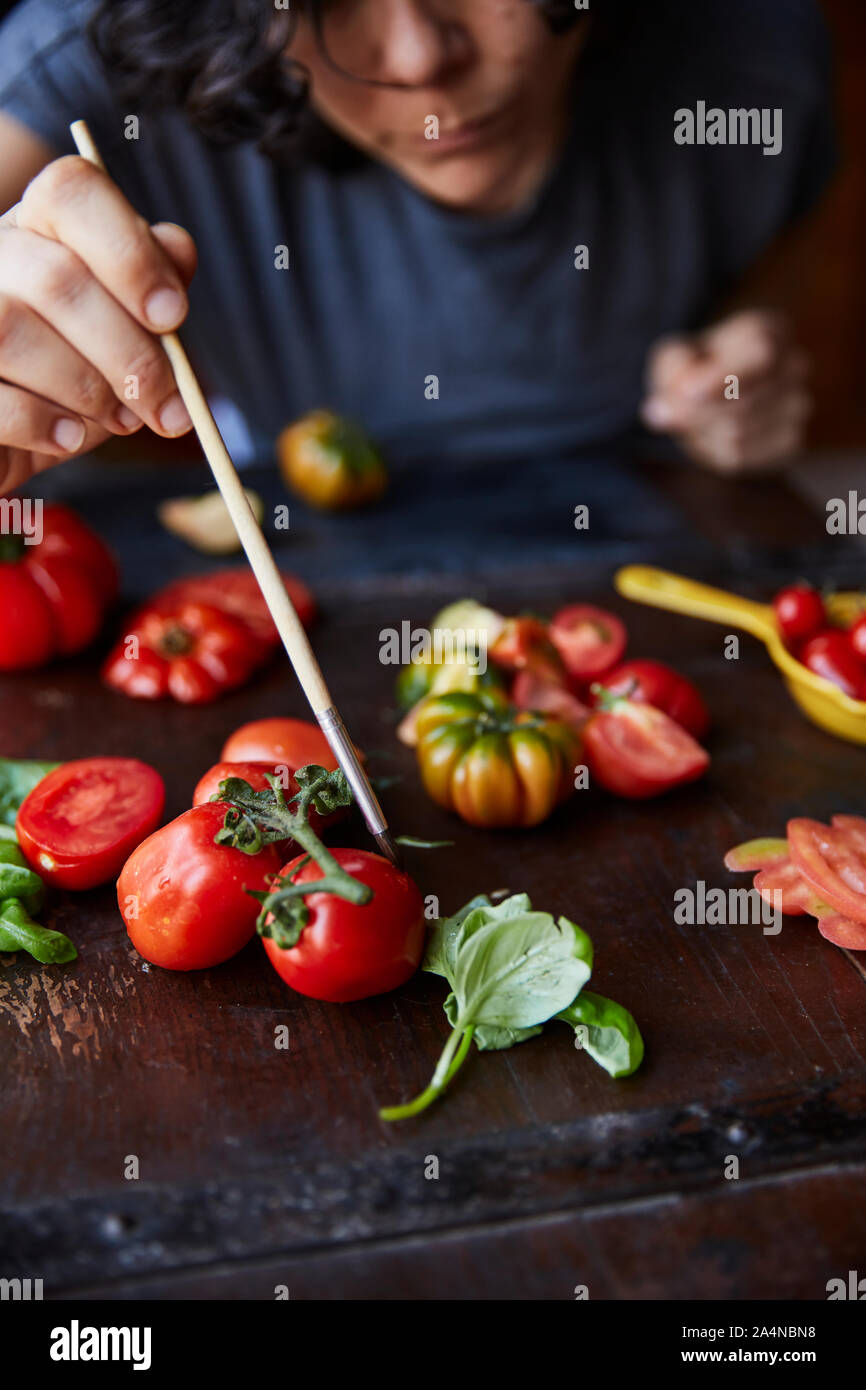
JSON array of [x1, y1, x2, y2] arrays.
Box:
[[289, 1, 588, 215]]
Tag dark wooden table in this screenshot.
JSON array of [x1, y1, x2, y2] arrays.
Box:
[[2, 448, 865, 1300]]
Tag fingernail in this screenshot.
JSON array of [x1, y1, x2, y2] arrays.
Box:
[[114, 404, 141, 432], [158, 392, 192, 434], [144, 286, 185, 331], [641, 398, 674, 428], [52, 417, 86, 452]]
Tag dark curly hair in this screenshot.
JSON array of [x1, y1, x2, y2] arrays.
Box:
[[90, 1, 591, 159]]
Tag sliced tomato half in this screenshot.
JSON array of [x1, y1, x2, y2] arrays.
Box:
[[753, 859, 819, 916], [815, 911, 866, 950], [787, 817, 866, 926], [511, 670, 590, 729]]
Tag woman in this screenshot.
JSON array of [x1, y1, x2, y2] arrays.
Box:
[[0, 0, 835, 494]]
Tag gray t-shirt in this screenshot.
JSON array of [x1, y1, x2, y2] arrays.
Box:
[[0, 0, 835, 466]]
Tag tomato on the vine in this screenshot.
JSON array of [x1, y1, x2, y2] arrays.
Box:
[[118, 801, 283, 970], [261, 848, 425, 1002], [220, 717, 339, 769]]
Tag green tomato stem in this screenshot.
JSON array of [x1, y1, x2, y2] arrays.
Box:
[[379, 1024, 475, 1122]]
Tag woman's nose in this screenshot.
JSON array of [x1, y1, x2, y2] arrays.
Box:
[[376, 1, 475, 86]]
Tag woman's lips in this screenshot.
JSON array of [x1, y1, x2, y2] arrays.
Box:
[[408, 102, 515, 154]]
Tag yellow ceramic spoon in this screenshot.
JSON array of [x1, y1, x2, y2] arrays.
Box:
[[614, 565, 866, 746]]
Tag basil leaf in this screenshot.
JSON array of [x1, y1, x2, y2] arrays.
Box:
[[424, 893, 536, 981], [0, 898, 77, 964], [423, 895, 491, 979], [0, 840, 45, 914], [0, 758, 59, 827], [474, 1022, 543, 1051], [557, 990, 644, 1078], [453, 912, 592, 1031]]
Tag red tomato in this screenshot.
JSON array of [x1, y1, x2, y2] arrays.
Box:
[[583, 698, 709, 799], [490, 617, 565, 684], [17, 757, 164, 890], [37, 503, 119, 604], [118, 801, 283, 970], [549, 604, 627, 683], [596, 659, 710, 740], [192, 759, 336, 842], [0, 503, 115, 670], [797, 630, 866, 699], [772, 583, 825, 646], [103, 600, 268, 704], [752, 858, 814, 916], [221, 717, 338, 770], [788, 817, 866, 926], [848, 614, 866, 663], [511, 670, 590, 729], [155, 568, 316, 644], [262, 848, 425, 1002]]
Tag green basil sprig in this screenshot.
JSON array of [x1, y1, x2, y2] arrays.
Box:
[[0, 836, 76, 964], [380, 893, 642, 1120]]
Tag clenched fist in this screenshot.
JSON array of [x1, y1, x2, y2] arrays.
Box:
[[0, 155, 197, 495], [641, 310, 812, 474]]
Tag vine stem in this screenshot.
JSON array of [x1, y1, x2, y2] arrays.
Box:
[[379, 1024, 475, 1122]]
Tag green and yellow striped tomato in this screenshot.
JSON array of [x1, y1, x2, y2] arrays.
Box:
[[414, 691, 580, 828]]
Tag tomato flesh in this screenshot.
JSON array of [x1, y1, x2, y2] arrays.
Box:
[[549, 604, 627, 683], [17, 757, 165, 890], [511, 670, 590, 729], [787, 817, 866, 925], [263, 848, 425, 1002], [597, 659, 710, 740], [583, 698, 708, 799]]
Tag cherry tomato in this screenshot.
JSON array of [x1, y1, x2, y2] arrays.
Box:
[[582, 697, 709, 799], [787, 817, 866, 926], [511, 670, 590, 729], [155, 568, 316, 644], [276, 410, 387, 511], [848, 614, 866, 664], [118, 801, 284, 970], [262, 848, 425, 1002], [103, 600, 268, 704], [549, 604, 627, 683], [221, 717, 338, 770], [17, 757, 164, 890], [772, 583, 825, 646], [490, 617, 565, 684], [797, 630, 866, 699], [596, 659, 710, 740]]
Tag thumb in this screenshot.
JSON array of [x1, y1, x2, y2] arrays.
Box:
[[149, 221, 198, 288]]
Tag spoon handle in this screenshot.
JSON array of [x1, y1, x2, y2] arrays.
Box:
[[614, 566, 776, 642]]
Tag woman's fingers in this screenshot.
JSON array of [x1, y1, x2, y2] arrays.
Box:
[[0, 379, 109, 458], [17, 157, 189, 333], [0, 224, 189, 435]]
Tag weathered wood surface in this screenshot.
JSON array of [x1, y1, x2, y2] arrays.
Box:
[[1, 453, 865, 1299]]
